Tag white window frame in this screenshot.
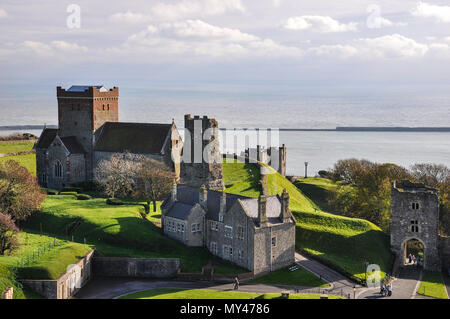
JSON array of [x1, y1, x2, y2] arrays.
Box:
[[238, 249, 243, 260], [224, 225, 233, 238], [237, 226, 244, 240], [211, 221, 219, 231], [210, 241, 217, 254], [223, 245, 233, 259], [191, 223, 201, 233]]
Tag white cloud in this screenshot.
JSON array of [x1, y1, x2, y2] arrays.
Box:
[[0, 8, 7, 18], [358, 34, 428, 58], [284, 15, 358, 33], [124, 19, 302, 59], [369, 16, 407, 28], [111, 0, 246, 23], [412, 2, 450, 23]]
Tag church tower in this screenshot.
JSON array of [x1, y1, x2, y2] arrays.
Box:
[[56, 85, 119, 180]]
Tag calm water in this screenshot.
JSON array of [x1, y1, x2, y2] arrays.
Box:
[[1, 85, 449, 175]]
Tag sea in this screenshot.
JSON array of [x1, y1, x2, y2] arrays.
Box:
[[1, 84, 449, 176]]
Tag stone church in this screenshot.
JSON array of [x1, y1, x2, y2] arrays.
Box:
[[35, 85, 183, 190], [161, 115, 296, 274]]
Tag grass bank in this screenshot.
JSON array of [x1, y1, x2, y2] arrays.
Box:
[[417, 271, 448, 299]]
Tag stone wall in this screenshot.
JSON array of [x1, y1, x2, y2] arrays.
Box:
[[20, 249, 94, 299], [92, 257, 180, 278], [1, 287, 14, 299]]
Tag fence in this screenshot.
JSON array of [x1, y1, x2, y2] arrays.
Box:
[[15, 236, 66, 268]]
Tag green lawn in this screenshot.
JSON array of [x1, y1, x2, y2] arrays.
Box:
[[0, 153, 36, 176], [0, 141, 35, 154], [119, 288, 344, 299], [223, 159, 261, 198], [25, 195, 246, 274], [223, 161, 392, 284], [250, 266, 329, 288], [417, 271, 449, 299], [294, 178, 341, 213]]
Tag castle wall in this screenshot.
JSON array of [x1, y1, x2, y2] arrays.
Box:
[[390, 183, 441, 271], [36, 148, 48, 187], [45, 137, 69, 190]]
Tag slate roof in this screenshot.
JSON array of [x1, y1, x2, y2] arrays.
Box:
[[165, 185, 286, 224], [94, 122, 172, 154], [239, 197, 283, 224], [60, 136, 86, 154], [67, 85, 106, 92], [35, 128, 58, 149], [165, 202, 194, 220]]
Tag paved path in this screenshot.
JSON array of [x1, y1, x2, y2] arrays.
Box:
[[358, 266, 425, 299], [75, 278, 329, 299]]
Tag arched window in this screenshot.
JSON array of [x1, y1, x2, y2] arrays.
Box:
[[107, 104, 110, 110], [54, 160, 63, 178]]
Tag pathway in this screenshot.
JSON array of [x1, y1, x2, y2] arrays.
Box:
[[75, 278, 331, 299], [295, 252, 362, 299], [358, 266, 425, 299]]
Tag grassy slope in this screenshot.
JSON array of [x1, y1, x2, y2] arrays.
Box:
[[0, 232, 91, 299], [294, 178, 341, 213], [25, 195, 246, 274], [119, 288, 344, 299], [223, 161, 392, 283], [0, 153, 36, 176], [417, 271, 449, 299], [0, 141, 35, 154]]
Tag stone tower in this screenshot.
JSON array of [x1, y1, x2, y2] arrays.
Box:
[[181, 114, 224, 190], [56, 85, 119, 180], [390, 180, 441, 271]]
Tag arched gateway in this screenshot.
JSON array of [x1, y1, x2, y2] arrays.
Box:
[[390, 181, 441, 271]]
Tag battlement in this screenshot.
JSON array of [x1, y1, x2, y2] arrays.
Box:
[[57, 86, 119, 98], [184, 114, 218, 128], [392, 180, 438, 195]]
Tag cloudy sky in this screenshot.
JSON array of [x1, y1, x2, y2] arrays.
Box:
[[1, 0, 450, 90]]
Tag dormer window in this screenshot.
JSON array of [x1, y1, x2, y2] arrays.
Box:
[[412, 202, 420, 210]]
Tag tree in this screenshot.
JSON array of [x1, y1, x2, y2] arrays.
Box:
[[0, 160, 46, 222], [0, 212, 20, 255], [133, 158, 175, 212], [95, 152, 141, 198]]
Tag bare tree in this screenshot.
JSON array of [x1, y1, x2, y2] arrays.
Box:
[[133, 158, 175, 212], [0, 212, 20, 255], [95, 152, 141, 198]]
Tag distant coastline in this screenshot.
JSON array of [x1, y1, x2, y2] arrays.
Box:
[[1, 125, 450, 133]]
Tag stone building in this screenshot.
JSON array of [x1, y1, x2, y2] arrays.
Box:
[[35, 85, 182, 189], [163, 114, 295, 274], [390, 180, 441, 271], [161, 185, 296, 274]]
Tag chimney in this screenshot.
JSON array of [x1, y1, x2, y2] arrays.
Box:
[[258, 195, 268, 226], [281, 189, 291, 222], [219, 189, 226, 216], [199, 185, 207, 210], [171, 181, 177, 202]]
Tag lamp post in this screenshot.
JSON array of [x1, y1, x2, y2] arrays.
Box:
[[304, 162, 308, 178]]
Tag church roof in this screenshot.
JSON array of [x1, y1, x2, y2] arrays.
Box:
[[94, 122, 173, 154], [35, 128, 58, 149], [60, 136, 86, 154], [67, 85, 107, 92]]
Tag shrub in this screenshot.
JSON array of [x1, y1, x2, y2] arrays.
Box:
[[59, 192, 78, 196], [76, 194, 92, 200], [61, 187, 82, 193], [106, 198, 125, 206]]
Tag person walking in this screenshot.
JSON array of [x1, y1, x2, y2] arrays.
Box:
[[234, 276, 240, 290], [408, 253, 412, 264]]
